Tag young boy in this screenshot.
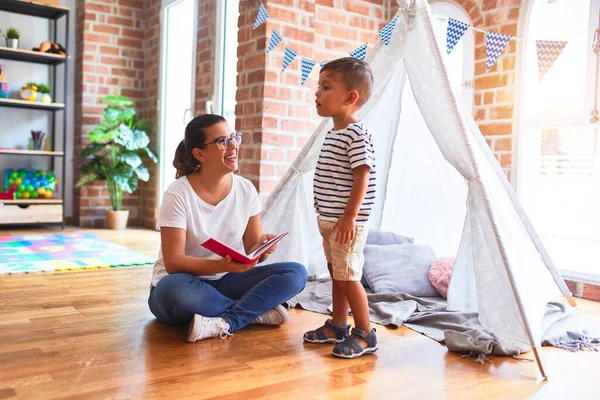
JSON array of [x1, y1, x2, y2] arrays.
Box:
[[303, 57, 377, 358]]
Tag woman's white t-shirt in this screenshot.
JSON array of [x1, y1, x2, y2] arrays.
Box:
[[151, 174, 262, 286]]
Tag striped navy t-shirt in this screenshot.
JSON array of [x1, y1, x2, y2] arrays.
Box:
[[313, 121, 376, 224]]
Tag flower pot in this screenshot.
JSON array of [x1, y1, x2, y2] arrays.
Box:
[[6, 39, 18, 49], [106, 209, 129, 230]]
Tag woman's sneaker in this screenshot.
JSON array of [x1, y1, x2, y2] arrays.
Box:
[[187, 315, 232, 342], [251, 304, 289, 326]]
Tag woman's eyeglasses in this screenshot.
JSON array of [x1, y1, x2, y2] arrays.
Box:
[[202, 132, 242, 150]]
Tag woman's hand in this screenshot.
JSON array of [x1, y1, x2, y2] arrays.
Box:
[[255, 233, 277, 262], [219, 255, 256, 273]]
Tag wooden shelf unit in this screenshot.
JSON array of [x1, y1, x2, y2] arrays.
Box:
[[0, 46, 69, 65], [0, 0, 70, 227]]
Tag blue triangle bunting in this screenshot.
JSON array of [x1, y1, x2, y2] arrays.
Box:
[[281, 46, 297, 73], [266, 28, 283, 53], [536, 40, 568, 81], [320, 60, 330, 68], [301, 58, 316, 85], [485, 31, 512, 72], [446, 18, 470, 54], [253, 2, 269, 29], [350, 43, 368, 61], [378, 17, 398, 45]]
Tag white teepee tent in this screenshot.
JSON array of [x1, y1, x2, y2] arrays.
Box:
[[261, 0, 574, 377]]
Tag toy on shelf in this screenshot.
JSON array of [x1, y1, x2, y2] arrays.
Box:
[[33, 83, 52, 103], [20, 83, 37, 101], [3, 168, 58, 200], [0, 64, 7, 99], [33, 41, 68, 57]]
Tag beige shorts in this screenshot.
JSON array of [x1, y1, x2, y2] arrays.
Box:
[[317, 217, 369, 282]]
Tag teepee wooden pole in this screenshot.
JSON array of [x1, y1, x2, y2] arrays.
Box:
[[532, 347, 548, 380], [471, 179, 548, 380]]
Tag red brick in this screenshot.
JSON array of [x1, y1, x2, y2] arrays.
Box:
[[83, 33, 110, 43], [264, 86, 291, 100], [346, 0, 370, 15], [101, 56, 127, 66], [100, 46, 120, 56], [263, 101, 288, 116], [483, 92, 494, 104], [489, 106, 513, 120], [122, 28, 145, 39], [108, 16, 133, 26], [120, 0, 144, 9], [93, 25, 120, 35], [262, 133, 295, 146], [583, 283, 600, 301], [317, 0, 334, 6], [117, 38, 142, 48], [478, 123, 513, 136], [86, 3, 111, 13]]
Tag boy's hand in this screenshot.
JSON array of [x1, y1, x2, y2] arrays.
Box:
[[332, 215, 355, 244], [219, 255, 256, 273]]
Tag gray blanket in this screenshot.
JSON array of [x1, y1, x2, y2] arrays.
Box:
[[288, 280, 600, 362]]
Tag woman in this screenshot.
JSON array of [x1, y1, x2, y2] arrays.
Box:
[[148, 114, 308, 342]]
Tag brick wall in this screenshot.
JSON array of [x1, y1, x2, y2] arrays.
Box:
[[194, 0, 217, 115], [235, 0, 388, 201], [141, 0, 161, 229], [444, 0, 522, 181], [73, 0, 164, 229]]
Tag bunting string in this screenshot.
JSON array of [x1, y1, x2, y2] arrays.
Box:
[[252, 2, 583, 85]]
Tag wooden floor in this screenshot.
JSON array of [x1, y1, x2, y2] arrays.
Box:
[[1, 228, 600, 399]]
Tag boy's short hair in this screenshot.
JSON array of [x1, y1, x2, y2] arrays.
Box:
[[320, 57, 374, 106]]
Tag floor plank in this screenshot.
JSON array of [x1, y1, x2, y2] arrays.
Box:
[[0, 227, 599, 399]]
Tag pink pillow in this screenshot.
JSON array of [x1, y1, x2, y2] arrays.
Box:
[[428, 257, 455, 298]]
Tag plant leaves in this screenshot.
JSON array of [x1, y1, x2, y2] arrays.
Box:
[[80, 143, 106, 157], [134, 165, 149, 181], [103, 106, 122, 122], [117, 124, 150, 150], [89, 127, 120, 143], [145, 147, 159, 163], [75, 173, 98, 187], [126, 174, 139, 193], [100, 95, 134, 108], [121, 152, 143, 169], [121, 107, 136, 122]]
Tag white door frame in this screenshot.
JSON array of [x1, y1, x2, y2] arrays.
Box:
[[430, 0, 475, 113], [157, 0, 199, 206]]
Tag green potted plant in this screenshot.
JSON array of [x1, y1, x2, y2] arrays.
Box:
[[2, 27, 21, 49], [36, 83, 52, 103], [76, 95, 158, 230]]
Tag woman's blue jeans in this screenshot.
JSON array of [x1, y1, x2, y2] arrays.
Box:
[[148, 262, 308, 332]]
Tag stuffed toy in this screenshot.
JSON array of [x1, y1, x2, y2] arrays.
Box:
[[32, 41, 67, 57]]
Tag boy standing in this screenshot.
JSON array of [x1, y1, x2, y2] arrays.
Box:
[[303, 57, 377, 358]]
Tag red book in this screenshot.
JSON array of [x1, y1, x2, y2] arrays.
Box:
[[201, 232, 289, 264]]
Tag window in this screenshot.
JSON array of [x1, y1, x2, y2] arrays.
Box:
[[519, 0, 600, 279], [430, 1, 475, 113]]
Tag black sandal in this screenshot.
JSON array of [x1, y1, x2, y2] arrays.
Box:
[[332, 327, 378, 358], [303, 319, 350, 344]]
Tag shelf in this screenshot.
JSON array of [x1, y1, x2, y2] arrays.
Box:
[[0, 1, 69, 19], [0, 98, 65, 110], [0, 149, 64, 156], [0, 199, 62, 205], [0, 46, 69, 65]]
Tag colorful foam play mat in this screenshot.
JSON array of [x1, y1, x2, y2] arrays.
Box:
[[0, 232, 155, 275]]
